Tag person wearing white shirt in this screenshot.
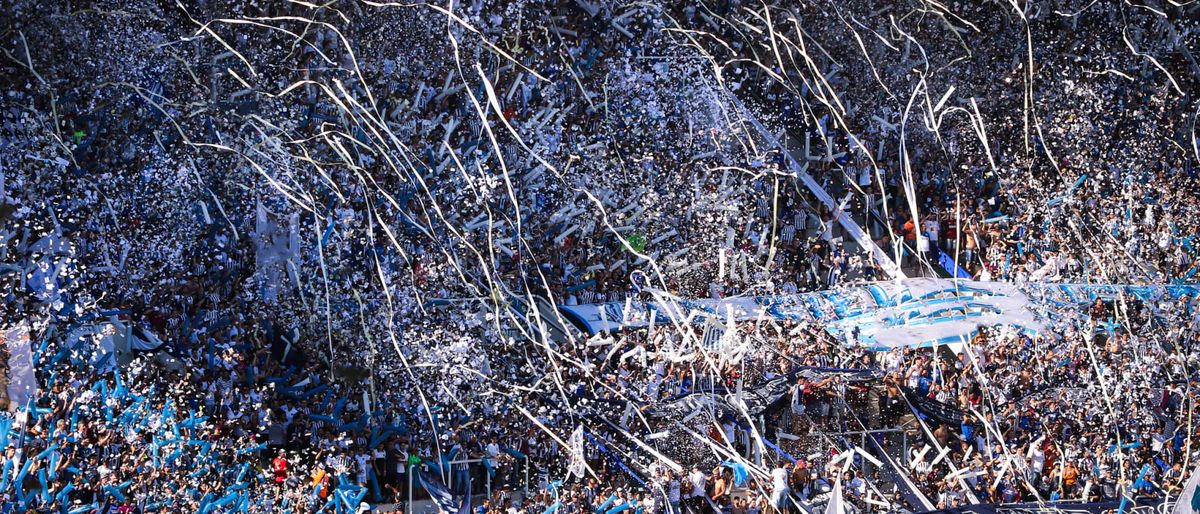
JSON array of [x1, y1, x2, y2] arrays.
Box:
[[687, 466, 706, 513], [1028, 441, 1045, 483], [923, 215, 940, 251], [355, 452, 371, 485], [770, 466, 790, 511], [485, 436, 501, 473]]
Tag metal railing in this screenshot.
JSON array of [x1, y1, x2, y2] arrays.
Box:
[[405, 455, 533, 514]]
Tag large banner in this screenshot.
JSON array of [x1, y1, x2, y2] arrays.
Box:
[[558, 279, 1197, 350], [920, 498, 1167, 514], [558, 278, 1048, 350], [647, 367, 880, 419]]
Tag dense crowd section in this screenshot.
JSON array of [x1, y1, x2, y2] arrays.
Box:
[[0, 0, 1198, 513]]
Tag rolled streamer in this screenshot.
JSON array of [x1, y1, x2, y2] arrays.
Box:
[[595, 495, 616, 513], [606, 502, 631, 514], [301, 384, 329, 399], [212, 492, 238, 508], [104, 484, 126, 502], [14, 457, 34, 495], [340, 487, 366, 512], [338, 417, 365, 433], [55, 481, 74, 503], [197, 492, 213, 513], [0, 417, 12, 448], [369, 469, 382, 503], [38, 468, 49, 502], [35, 444, 59, 461]]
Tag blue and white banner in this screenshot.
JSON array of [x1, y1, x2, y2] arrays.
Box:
[[558, 279, 1200, 349], [417, 469, 457, 513]]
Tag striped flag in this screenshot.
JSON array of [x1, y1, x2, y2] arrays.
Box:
[[417, 469, 457, 513], [701, 316, 727, 349]]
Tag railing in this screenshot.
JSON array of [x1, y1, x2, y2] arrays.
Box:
[[406, 455, 532, 514]]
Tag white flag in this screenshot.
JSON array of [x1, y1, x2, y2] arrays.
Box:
[[826, 480, 845, 514], [1171, 462, 1200, 514], [568, 427, 586, 479]]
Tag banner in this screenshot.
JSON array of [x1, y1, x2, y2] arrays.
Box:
[[645, 389, 734, 420], [1171, 461, 1200, 514], [2, 324, 36, 407], [558, 280, 1200, 349], [735, 374, 794, 415], [701, 316, 727, 349], [902, 386, 967, 427], [648, 367, 881, 419], [416, 469, 457, 513], [568, 426, 586, 479]]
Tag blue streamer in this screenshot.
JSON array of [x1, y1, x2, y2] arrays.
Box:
[[55, 482, 75, 503], [606, 502, 632, 514], [104, 484, 126, 502], [14, 457, 33, 497], [720, 461, 749, 486], [595, 495, 616, 513], [35, 444, 58, 461], [38, 468, 49, 503], [212, 492, 238, 508]]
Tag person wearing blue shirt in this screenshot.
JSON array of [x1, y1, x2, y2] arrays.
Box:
[[961, 415, 975, 443]]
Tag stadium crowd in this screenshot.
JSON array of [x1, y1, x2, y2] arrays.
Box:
[[0, 0, 1197, 513]]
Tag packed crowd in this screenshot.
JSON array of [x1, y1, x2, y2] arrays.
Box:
[[0, 0, 1198, 513], [885, 298, 1197, 509]]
